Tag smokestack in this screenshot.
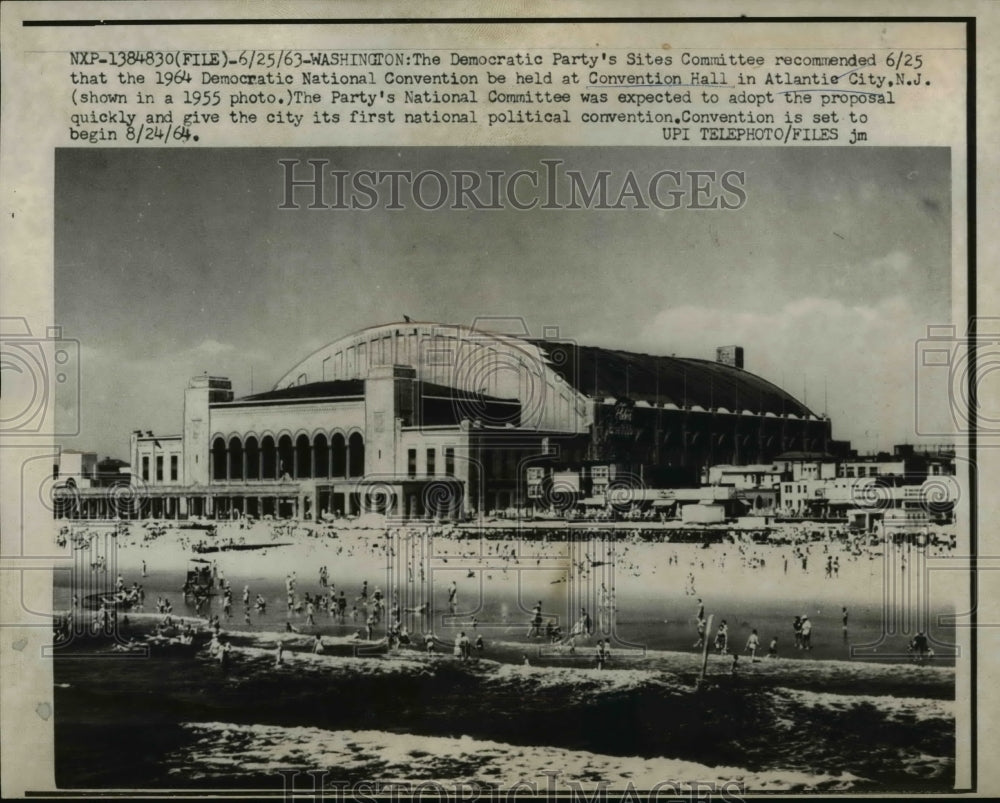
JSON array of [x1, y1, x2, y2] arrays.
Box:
[[716, 345, 744, 370]]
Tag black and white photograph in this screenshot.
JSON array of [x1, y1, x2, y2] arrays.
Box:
[[44, 145, 966, 794]]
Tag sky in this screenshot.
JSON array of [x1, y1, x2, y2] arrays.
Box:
[[54, 146, 954, 460]]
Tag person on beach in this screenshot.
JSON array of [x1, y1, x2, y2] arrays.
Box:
[[910, 631, 930, 664], [715, 620, 728, 654], [767, 636, 778, 659], [565, 608, 590, 651], [475, 633, 484, 657], [745, 629, 760, 661], [842, 606, 849, 636], [243, 585, 250, 608], [793, 616, 803, 649], [800, 616, 812, 651], [255, 594, 267, 614], [313, 634, 325, 654], [596, 640, 607, 670], [527, 602, 543, 639], [306, 600, 316, 626], [338, 592, 348, 621], [448, 581, 458, 614], [693, 618, 706, 649], [425, 632, 435, 654], [696, 598, 705, 621], [275, 640, 284, 666]]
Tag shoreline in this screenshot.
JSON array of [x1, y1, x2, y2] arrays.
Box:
[[58, 610, 955, 694]]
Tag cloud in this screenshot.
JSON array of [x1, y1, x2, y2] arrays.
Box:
[[868, 250, 912, 275], [188, 338, 237, 357]]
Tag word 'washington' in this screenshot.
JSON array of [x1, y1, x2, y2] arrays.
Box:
[[278, 159, 748, 211]]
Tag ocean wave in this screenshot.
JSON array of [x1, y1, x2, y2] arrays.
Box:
[[166, 721, 869, 792]]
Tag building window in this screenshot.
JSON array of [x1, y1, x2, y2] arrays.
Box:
[[426, 448, 436, 476], [445, 448, 455, 477], [170, 454, 179, 481], [408, 449, 417, 477], [142, 456, 149, 481], [156, 455, 164, 482]]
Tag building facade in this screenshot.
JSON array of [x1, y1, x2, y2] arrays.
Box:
[[55, 321, 841, 521]]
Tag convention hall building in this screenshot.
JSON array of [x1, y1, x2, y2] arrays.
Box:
[[55, 321, 843, 521]]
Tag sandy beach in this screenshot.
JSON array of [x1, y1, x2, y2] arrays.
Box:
[[52, 517, 958, 791], [57, 517, 960, 663]]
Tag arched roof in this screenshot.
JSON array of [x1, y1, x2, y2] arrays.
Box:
[[274, 321, 594, 433], [274, 321, 817, 428], [527, 340, 817, 418]]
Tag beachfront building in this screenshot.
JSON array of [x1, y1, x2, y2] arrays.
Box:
[[53, 450, 99, 488], [54, 321, 840, 521]]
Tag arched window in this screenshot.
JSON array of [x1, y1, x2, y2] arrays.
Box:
[[261, 436, 277, 480], [348, 432, 365, 478], [245, 436, 260, 481], [277, 435, 294, 480], [331, 433, 346, 477], [295, 433, 311, 479], [314, 433, 329, 479], [211, 437, 227, 481], [228, 436, 243, 481]]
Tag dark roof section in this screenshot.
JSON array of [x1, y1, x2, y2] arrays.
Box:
[[527, 340, 816, 418], [419, 381, 521, 428], [775, 451, 836, 460], [235, 379, 366, 403], [417, 381, 518, 404], [227, 379, 517, 406]]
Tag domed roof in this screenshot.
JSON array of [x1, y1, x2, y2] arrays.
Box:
[[527, 340, 815, 418], [273, 321, 816, 426]]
